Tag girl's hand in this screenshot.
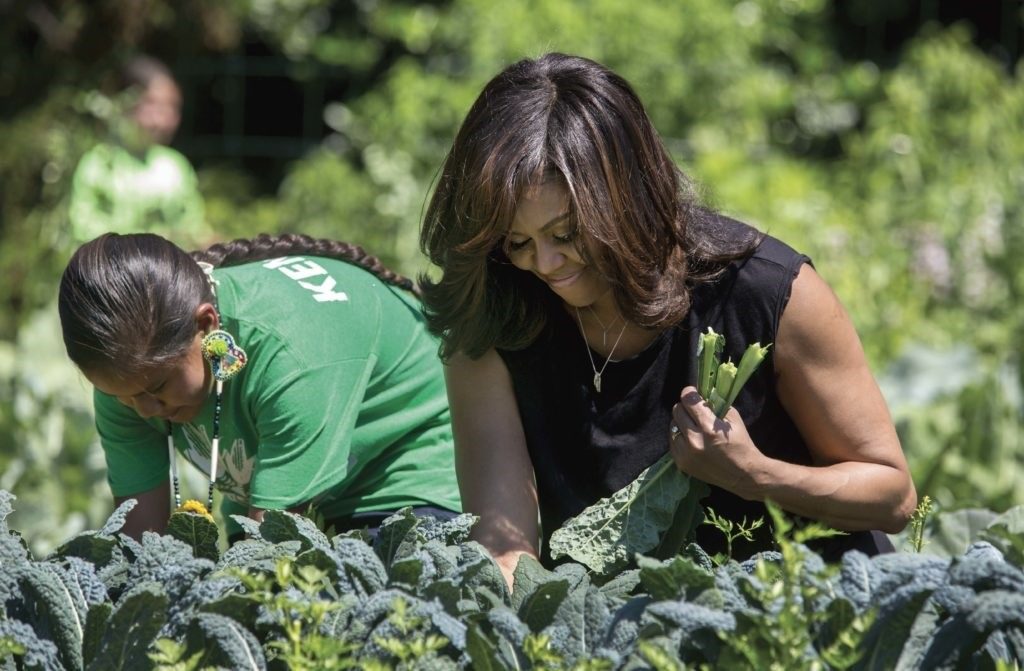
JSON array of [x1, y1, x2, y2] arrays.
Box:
[[668, 385, 765, 500]]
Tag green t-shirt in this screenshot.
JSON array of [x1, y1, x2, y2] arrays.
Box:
[[69, 143, 209, 247], [94, 256, 461, 526]]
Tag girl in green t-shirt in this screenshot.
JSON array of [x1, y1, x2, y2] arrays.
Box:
[[58, 232, 461, 540]]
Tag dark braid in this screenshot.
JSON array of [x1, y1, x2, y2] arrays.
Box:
[[191, 233, 420, 297]]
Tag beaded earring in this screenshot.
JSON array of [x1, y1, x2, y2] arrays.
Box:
[[201, 329, 248, 381], [167, 261, 249, 513], [168, 329, 247, 512]]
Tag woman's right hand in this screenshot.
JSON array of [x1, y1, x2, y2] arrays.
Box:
[[445, 348, 540, 590]]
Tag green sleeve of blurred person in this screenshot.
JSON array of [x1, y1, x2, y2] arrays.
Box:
[[69, 142, 209, 247]]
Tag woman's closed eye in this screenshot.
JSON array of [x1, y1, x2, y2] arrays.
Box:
[[552, 229, 577, 244], [504, 228, 577, 253], [505, 237, 530, 253]]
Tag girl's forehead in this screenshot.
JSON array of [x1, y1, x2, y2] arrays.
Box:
[[84, 369, 150, 398], [84, 361, 179, 397]]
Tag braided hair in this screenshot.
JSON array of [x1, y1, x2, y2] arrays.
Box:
[[192, 233, 418, 296]]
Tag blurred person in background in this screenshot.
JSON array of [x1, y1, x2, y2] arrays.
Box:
[[69, 54, 210, 248]]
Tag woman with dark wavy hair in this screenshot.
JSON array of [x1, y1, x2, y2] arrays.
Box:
[[59, 233, 460, 540], [419, 53, 916, 585]]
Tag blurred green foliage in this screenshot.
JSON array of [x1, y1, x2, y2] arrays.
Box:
[[2, 0, 1022, 553]]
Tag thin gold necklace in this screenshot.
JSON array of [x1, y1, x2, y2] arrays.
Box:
[[575, 307, 628, 393], [586, 305, 622, 346]]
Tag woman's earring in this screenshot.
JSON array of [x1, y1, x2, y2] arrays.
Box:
[[201, 330, 248, 381]]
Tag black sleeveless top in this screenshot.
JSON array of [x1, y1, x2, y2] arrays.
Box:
[[497, 217, 893, 564]]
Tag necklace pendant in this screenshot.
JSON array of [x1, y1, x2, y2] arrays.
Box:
[[593, 372, 602, 393]]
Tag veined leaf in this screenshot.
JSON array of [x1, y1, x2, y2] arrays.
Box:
[[418, 599, 468, 651], [636, 555, 714, 602], [859, 586, 935, 670], [651, 478, 710, 560], [518, 578, 570, 632], [389, 554, 426, 588], [127, 533, 213, 601], [228, 513, 263, 540], [167, 511, 220, 562], [50, 533, 118, 569], [374, 507, 421, 567], [87, 582, 168, 671], [217, 538, 301, 573], [416, 512, 478, 546], [259, 510, 331, 553], [548, 454, 692, 575], [82, 602, 112, 669], [0, 490, 16, 535], [512, 555, 573, 632], [454, 542, 511, 606], [344, 588, 415, 644], [331, 537, 388, 599], [0, 619, 62, 671], [511, 555, 557, 611], [466, 623, 516, 671], [980, 505, 1024, 565], [98, 499, 137, 537], [16, 562, 86, 671], [187, 613, 267, 671]]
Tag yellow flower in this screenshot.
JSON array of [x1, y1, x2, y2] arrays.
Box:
[[176, 499, 214, 522]]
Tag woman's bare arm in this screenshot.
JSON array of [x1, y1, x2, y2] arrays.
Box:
[[671, 264, 917, 533], [445, 348, 539, 587], [115, 480, 172, 540]]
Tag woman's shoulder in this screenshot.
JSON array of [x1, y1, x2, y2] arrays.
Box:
[[687, 214, 811, 337], [701, 211, 809, 269], [693, 212, 810, 294]]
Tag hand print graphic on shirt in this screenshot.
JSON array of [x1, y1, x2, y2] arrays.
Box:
[[178, 423, 253, 505]]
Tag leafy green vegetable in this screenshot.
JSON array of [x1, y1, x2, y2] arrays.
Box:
[[548, 331, 772, 574], [548, 455, 693, 575], [701, 332, 772, 418], [186, 612, 267, 670], [166, 510, 220, 562], [696, 328, 724, 400], [2, 489, 1023, 669], [87, 582, 168, 670]]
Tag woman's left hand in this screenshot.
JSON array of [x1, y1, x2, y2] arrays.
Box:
[[667, 264, 917, 535], [668, 385, 765, 499]]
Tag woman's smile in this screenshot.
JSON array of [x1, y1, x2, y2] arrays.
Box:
[[542, 267, 584, 289]]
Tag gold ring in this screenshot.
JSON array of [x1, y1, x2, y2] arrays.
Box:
[[670, 424, 680, 438]]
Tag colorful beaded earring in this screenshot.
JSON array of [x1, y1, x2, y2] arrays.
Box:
[[168, 328, 248, 512], [201, 330, 248, 381], [166, 262, 248, 513]]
